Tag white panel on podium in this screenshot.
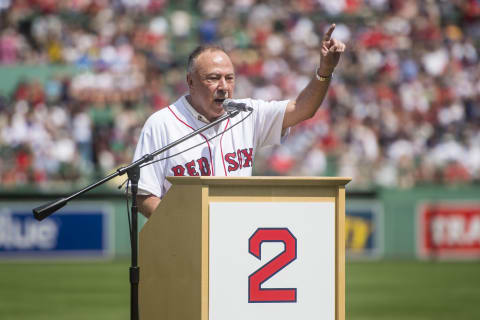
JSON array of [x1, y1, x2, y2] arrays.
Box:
[[209, 202, 335, 320]]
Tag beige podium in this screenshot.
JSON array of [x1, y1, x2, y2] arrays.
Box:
[[139, 176, 350, 320]]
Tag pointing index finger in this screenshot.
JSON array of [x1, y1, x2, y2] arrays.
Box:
[[323, 23, 336, 42]]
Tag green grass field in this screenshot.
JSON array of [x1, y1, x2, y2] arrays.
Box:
[[347, 261, 480, 320], [1, 260, 479, 319]]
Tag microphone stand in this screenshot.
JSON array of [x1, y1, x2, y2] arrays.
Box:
[[32, 109, 240, 320]]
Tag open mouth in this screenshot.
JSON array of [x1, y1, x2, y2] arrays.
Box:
[[214, 98, 226, 104]]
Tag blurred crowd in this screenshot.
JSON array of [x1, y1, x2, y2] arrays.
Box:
[[0, 0, 480, 190]]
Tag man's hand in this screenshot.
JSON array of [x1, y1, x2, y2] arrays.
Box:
[[318, 24, 346, 76], [282, 22, 346, 130]]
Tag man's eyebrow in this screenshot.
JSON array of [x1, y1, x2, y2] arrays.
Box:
[[204, 72, 235, 77]]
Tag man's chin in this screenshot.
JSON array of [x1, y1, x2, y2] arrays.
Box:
[[209, 104, 226, 120], [212, 101, 225, 112]]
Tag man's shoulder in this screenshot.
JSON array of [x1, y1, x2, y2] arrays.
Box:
[[235, 98, 290, 109], [144, 98, 185, 128], [234, 97, 257, 107], [144, 107, 172, 128]]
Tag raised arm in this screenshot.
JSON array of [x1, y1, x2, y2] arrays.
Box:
[[282, 24, 346, 130]]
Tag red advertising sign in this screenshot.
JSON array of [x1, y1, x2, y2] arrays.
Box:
[[418, 204, 480, 259]]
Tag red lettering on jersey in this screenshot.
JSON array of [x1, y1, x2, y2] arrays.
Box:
[[172, 165, 185, 176], [186, 160, 199, 176], [197, 157, 211, 176], [242, 148, 253, 168], [237, 149, 243, 169], [225, 152, 239, 172]]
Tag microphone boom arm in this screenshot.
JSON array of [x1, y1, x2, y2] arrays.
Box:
[[32, 109, 241, 221]]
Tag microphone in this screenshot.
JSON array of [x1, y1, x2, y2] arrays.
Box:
[[222, 99, 253, 112]]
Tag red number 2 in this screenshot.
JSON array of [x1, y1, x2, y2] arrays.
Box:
[[248, 228, 297, 303]]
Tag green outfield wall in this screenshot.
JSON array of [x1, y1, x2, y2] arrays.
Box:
[[1, 184, 479, 259], [379, 185, 480, 259], [0, 187, 144, 258]]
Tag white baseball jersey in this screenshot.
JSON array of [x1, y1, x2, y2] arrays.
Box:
[[133, 95, 289, 199]]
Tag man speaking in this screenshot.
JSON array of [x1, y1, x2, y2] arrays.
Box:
[[133, 24, 345, 218]]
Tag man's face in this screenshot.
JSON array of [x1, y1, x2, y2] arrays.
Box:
[[187, 50, 235, 121]]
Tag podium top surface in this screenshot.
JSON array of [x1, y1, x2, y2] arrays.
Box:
[[167, 176, 351, 187]]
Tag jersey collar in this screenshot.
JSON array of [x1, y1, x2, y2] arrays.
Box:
[[182, 95, 210, 124]]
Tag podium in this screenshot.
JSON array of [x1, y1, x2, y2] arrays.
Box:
[[139, 177, 350, 320]]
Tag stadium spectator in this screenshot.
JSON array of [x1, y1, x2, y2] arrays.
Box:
[[0, 0, 479, 189]]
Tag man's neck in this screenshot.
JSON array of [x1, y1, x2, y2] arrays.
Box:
[[185, 95, 211, 123]]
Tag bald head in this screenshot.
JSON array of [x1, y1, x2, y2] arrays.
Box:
[[187, 45, 229, 74]]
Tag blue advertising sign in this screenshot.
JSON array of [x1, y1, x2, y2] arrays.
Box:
[[0, 204, 113, 259], [346, 201, 383, 258]]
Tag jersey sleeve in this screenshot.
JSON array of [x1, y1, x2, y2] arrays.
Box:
[[132, 116, 166, 199], [249, 99, 290, 148]]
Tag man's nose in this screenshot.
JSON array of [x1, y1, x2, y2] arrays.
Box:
[[217, 77, 227, 89]]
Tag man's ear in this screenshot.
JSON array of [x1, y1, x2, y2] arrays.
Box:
[[186, 74, 194, 89]]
